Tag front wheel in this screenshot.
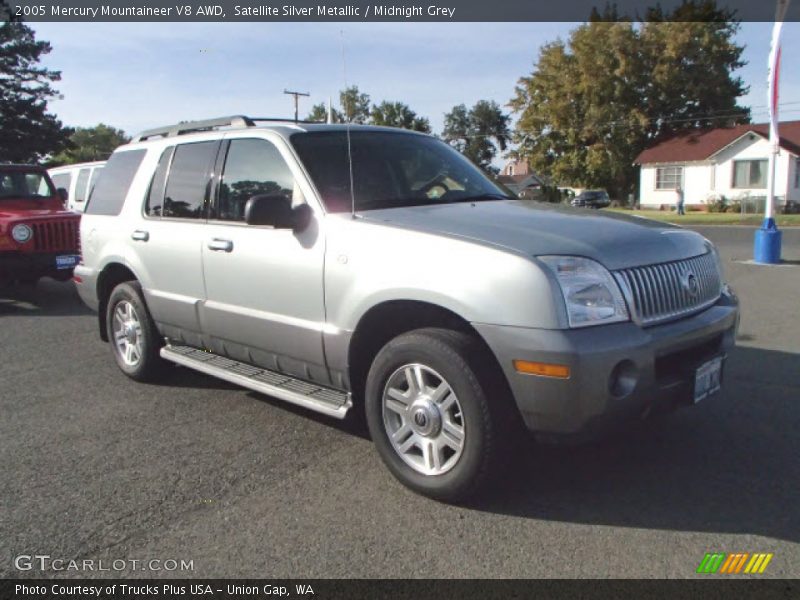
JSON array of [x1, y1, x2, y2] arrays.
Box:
[[365, 328, 512, 502], [106, 281, 166, 382]]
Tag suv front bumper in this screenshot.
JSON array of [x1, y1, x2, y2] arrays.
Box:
[[474, 289, 739, 442]]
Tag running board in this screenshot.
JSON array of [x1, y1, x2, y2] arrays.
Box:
[[160, 345, 352, 419]]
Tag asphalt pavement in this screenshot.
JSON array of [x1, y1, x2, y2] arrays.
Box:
[[1, 226, 798, 579]]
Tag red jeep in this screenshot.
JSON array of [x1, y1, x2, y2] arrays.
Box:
[[0, 164, 81, 285]]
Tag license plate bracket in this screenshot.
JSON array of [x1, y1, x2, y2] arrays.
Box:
[[693, 356, 723, 404]]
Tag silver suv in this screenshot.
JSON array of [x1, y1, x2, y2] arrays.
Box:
[[75, 116, 739, 501]]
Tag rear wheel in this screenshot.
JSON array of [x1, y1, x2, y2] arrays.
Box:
[[365, 328, 513, 502], [106, 281, 166, 382]]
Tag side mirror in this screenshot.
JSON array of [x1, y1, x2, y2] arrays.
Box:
[[57, 188, 69, 204], [244, 195, 313, 231]]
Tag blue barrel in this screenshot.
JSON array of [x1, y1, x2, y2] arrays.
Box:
[[754, 218, 782, 264]]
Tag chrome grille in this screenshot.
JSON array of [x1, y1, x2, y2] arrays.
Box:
[[614, 252, 722, 327], [31, 220, 80, 253]]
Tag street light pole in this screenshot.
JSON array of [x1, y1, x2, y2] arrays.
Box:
[[284, 89, 310, 123]]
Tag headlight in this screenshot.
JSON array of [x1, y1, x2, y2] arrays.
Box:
[[539, 256, 629, 328], [11, 224, 33, 243]]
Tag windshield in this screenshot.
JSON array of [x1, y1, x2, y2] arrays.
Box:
[[291, 130, 512, 212], [0, 169, 55, 200]]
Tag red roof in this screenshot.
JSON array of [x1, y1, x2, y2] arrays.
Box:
[[634, 120, 800, 164]]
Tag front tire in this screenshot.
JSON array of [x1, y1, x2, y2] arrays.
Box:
[[365, 328, 511, 502], [106, 281, 166, 382]]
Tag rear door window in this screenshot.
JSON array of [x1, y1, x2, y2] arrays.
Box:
[[162, 141, 219, 219]]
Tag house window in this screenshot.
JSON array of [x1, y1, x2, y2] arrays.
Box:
[[655, 166, 683, 190], [732, 159, 768, 189], [795, 158, 800, 188]]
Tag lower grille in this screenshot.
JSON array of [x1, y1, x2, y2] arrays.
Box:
[[31, 220, 80, 253], [614, 252, 722, 327]]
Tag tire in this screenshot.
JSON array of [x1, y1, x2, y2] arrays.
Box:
[[106, 281, 166, 382], [365, 328, 514, 502]]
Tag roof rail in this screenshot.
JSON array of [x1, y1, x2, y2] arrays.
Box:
[[132, 115, 320, 142], [132, 115, 255, 142]]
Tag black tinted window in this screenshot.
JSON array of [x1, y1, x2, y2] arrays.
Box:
[[51, 173, 72, 192], [291, 131, 509, 213], [145, 147, 174, 217], [216, 138, 300, 222], [74, 168, 91, 203], [86, 150, 146, 216], [163, 141, 217, 219]]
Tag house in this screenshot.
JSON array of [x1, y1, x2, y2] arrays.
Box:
[[497, 159, 545, 196], [634, 121, 800, 209]]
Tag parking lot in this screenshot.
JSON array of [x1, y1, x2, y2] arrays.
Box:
[[1, 225, 798, 579]]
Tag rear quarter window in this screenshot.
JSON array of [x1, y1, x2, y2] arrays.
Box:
[[51, 172, 72, 192], [86, 150, 146, 216]]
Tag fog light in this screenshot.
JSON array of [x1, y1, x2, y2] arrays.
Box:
[[513, 360, 570, 379], [609, 360, 638, 398]]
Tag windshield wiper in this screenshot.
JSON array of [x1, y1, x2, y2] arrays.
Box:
[[452, 193, 515, 203]]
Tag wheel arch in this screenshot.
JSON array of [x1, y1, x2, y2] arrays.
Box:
[[96, 262, 139, 341], [346, 300, 512, 415]]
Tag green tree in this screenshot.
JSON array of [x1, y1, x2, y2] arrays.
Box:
[[370, 101, 431, 133], [339, 85, 371, 124], [52, 124, 130, 165], [307, 102, 342, 123], [510, 1, 748, 199], [442, 100, 510, 172], [0, 10, 71, 162]]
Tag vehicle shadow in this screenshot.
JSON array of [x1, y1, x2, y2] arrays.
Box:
[[0, 279, 92, 317], [474, 344, 800, 543]]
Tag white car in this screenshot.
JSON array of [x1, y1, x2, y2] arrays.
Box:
[[48, 161, 105, 213]]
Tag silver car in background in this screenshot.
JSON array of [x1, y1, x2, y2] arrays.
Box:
[[74, 116, 739, 501]]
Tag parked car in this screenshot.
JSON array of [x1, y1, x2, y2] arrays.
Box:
[[0, 164, 81, 285], [48, 161, 105, 213], [571, 189, 611, 208], [74, 116, 739, 502]]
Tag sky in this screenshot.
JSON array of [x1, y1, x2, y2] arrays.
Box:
[[29, 21, 800, 160]]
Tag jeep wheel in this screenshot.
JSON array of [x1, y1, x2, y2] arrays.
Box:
[[365, 328, 509, 502], [106, 281, 166, 382]]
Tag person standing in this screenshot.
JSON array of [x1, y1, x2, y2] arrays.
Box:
[[675, 186, 685, 215]]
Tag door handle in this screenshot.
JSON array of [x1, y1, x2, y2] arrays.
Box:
[[207, 238, 233, 252], [131, 230, 149, 242]]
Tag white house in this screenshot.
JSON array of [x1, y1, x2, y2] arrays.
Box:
[[635, 121, 800, 209]]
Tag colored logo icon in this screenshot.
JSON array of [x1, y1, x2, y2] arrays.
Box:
[[697, 552, 773, 574]]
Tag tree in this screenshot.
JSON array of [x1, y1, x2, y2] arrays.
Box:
[[510, 1, 748, 199], [442, 100, 510, 172], [51, 124, 130, 165], [339, 85, 371, 124], [370, 101, 431, 133], [307, 102, 342, 123], [0, 10, 71, 162]]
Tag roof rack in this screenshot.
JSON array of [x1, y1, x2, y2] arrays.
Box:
[[132, 115, 321, 142]]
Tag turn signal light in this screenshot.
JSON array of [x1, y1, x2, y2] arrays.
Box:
[[513, 360, 571, 379]]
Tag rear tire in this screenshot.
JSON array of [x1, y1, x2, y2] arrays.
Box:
[[106, 281, 166, 382], [365, 328, 514, 502]]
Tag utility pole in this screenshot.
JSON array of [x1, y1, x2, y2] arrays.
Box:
[[284, 89, 310, 123]]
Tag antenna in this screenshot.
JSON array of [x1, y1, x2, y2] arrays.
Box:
[[283, 89, 310, 123], [340, 30, 357, 218]]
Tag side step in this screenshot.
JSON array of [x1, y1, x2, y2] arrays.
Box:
[[160, 344, 352, 419]]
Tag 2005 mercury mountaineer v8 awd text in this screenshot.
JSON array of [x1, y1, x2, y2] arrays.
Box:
[[74, 116, 739, 501]]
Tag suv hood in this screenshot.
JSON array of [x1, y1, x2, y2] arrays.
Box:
[[0, 198, 77, 222], [358, 200, 710, 270]]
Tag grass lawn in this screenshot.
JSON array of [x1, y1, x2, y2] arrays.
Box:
[[604, 208, 800, 227]]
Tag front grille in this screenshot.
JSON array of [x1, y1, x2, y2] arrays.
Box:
[[31, 220, 80, 253], [614, 252, 722, 327]]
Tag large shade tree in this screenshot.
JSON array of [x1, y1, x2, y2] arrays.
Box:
[[442, 100, 511, 172], [510, 1, 748, 198], [52, 124, 130, 165], [0, 7, 71, 162]]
